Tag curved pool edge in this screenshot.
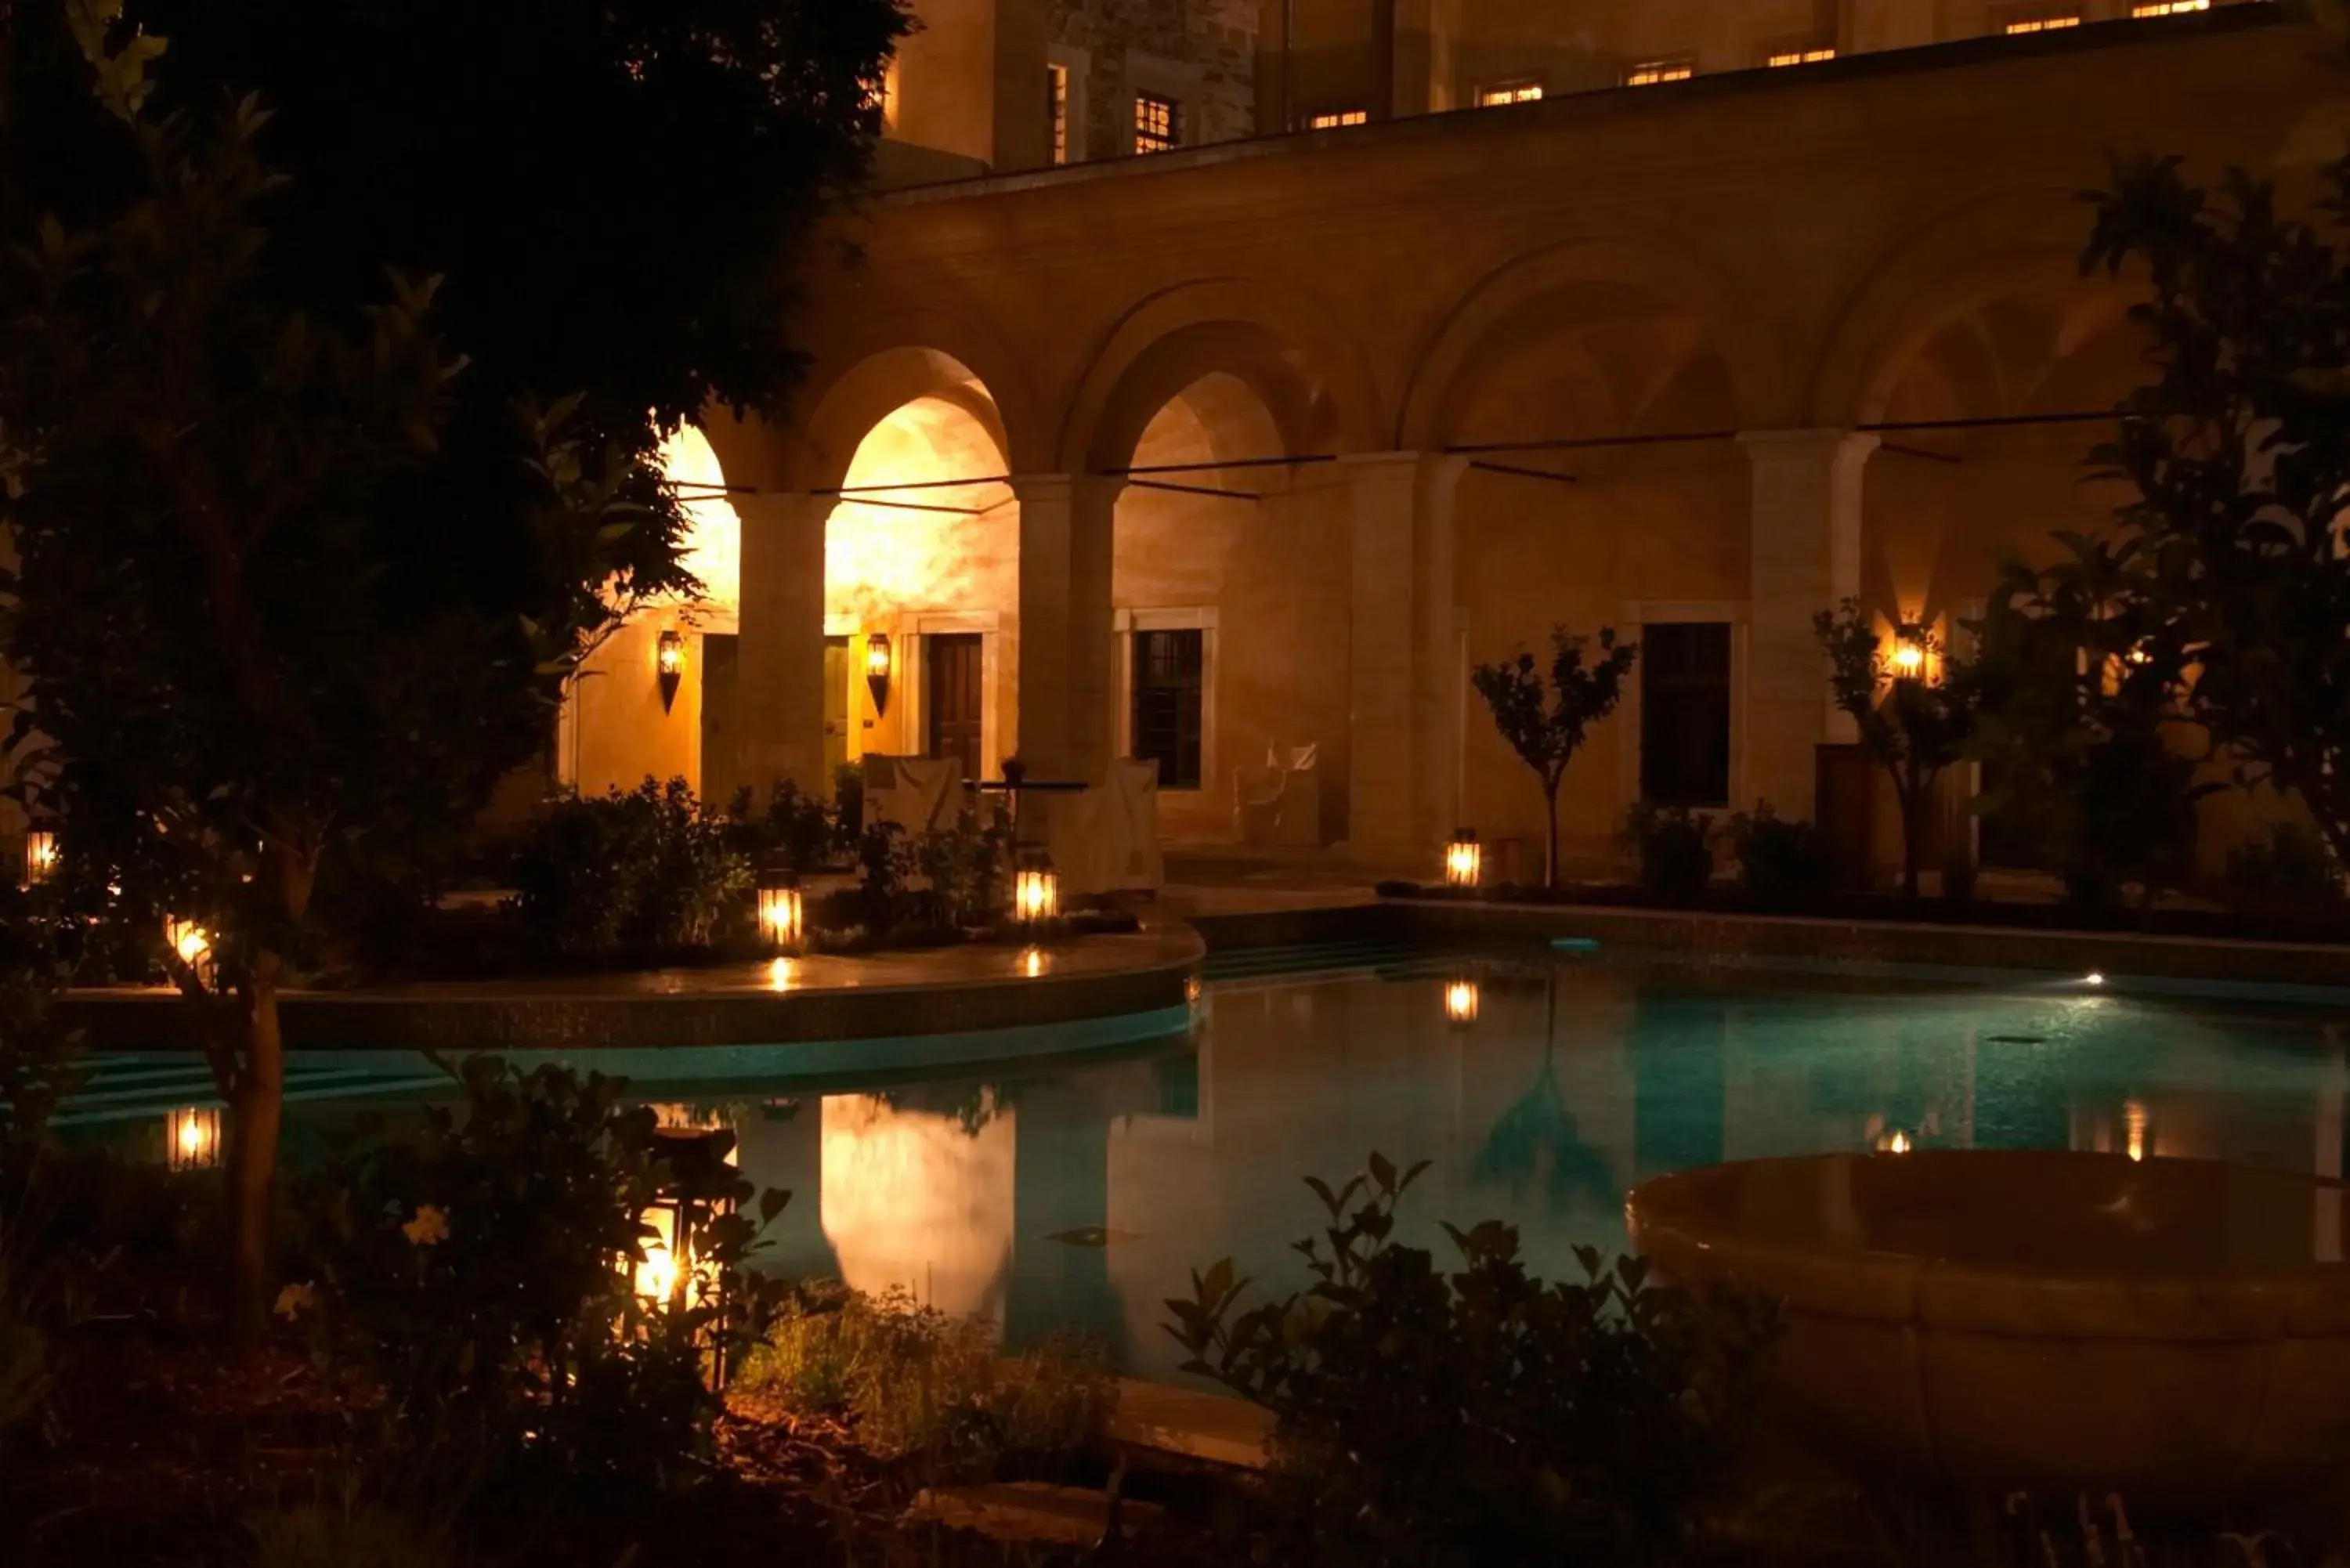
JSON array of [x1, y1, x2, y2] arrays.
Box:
[[55, 926, 1204, 1055]]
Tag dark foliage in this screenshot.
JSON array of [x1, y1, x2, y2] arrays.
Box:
[[1622, 804, 1713, 906], [1721, 802, 1831, 905], [510, 779, 754, 959]]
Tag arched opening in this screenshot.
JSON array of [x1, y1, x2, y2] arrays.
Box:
[[1437, 280, 1747, 878]]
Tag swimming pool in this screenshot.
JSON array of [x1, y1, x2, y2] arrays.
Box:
[[60, 943, 2350, 1384]]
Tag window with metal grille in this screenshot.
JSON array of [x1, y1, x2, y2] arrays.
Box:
[[1307, 107, 1369, 128], [2131, 0, 2209, 14], [1624, 56, 1695, 85], [1131, 629, 1204, 789], [1134, 92, 1180, 154], [1765, 44, 1837, 66], [1047, 64, 1070, 164], [1640, 623, 1733, 807], [1475, 80, 1544, 107]]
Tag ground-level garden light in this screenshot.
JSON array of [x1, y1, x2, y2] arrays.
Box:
[[164, 1106, 222, 1172], [163, 916, 215, 984], [24, 829, 57, 887], [1445, 975, 1480, 1027], [1014, 853, 1059, 926], [757, 878, 804, 952], [634, 1122, 743, 1385], [1444, 829, 1482, 890]]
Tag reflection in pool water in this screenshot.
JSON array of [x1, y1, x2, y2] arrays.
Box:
[[68, 951, 2350, 1382]]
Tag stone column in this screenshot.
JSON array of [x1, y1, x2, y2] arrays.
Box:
[[1014, 475, 1122, 783], [733, 493, 831, 799], [1738, 429, 1877, 821], [1345, 452, 1466, 858]]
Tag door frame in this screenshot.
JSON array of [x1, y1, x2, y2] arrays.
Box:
[[906, 611, 1002, 779]]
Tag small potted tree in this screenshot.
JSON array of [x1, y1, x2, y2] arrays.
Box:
[[1470, 627, 1639, 891], [1813, 600, 1975, 900]]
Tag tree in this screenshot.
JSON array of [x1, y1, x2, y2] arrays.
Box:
[[0, 6, 656, 1335], [2066, 150, 2350, 876], [1470, 627, 1638, 890], [1813, 598, 1974, 900], [1971, 536, 2213, 916], [26, 0, 912, 693]]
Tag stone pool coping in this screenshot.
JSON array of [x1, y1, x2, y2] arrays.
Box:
[[56, 926, 1203, 1053], [1191, 898, 2350, 994]]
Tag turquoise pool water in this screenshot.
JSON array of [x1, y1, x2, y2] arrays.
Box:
[[61, 945, 2350, 1384]]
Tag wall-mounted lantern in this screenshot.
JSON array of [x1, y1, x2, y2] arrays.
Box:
[[165, 1105, 223, 1172], [865, 632, 894, 716], [757, 877, 804, 953], [24, 829, 57, 887], [656, 630, 688, 714], [1890, 634, 1927, 679], [1444, 829, 1482, 891], [1014, 852, 1060, 927]]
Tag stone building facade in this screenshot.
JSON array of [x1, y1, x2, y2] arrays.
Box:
[[1048, 0, 1259, 161], [570, 0, 2319, 884]]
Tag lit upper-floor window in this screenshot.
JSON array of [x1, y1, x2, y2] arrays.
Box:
[[1624, 56, 1696, 86], [1047, 63, 1070, 164], [1307, 107, 1370, 128], [2131, 0, 2210, 13], [2002, 9, 2084, 32], [1476, 80, 1544, 107], [1766, 45, 1838, 67], [1134, 91, 1180, 154]]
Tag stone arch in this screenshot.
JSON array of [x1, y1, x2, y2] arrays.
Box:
[[1396, 234, 1764, 451], [1801, 185, 2131, 428], [1057, 276, 1383, 474]]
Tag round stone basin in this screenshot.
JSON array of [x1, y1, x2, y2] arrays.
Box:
[[1626, 1151, 2350, 1507]]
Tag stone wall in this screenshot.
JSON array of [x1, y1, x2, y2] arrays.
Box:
[[1050, 0, 1258, 155]]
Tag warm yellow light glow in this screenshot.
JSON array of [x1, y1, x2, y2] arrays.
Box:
[[1444, 831, 1482, 890], [635, 1204, 683, 1305], [164, 916, 212, 968], [1014, 862, 1059, 924], [2004, 10, 2082, 31], [656, 630, 687, 677], [766, 956, 797, 992], [864, 632, 893, 681], [1767, 46, 1838, 66], [829, 397, 1013, 626], [165, 1105, 222, 1172], [1477, 81, 1544, 106], [2085, 971, 2106, 987], [2130, 0, 2207, 14], [1019, 946, 1050, 979], [1892, 640, 1926, 675], [1307, 108, 1369, 128], [1444, 978, 1480, 1025], [1883, 1129, 1913, 1154], [24, 830, 57, 886], [658, 424, 740, 620], [757, 884, 804, 950], [2124, 1099, 2149, 1162], [821, 1093, 1015, 1326], [1625, 58, 1694, 85]]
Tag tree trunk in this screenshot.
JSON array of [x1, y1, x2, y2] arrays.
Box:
[[1898, 782, 1925, 901], [227, 958, 286, 1344], [1543, 775, 1563, 891]]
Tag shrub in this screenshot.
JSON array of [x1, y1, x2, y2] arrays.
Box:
[[246, 1493, 454, 1568], [0, 1264, 46, 1452], [289, 1057, 786, 1499], [1722, 802, 1831, 905], [1164, 1154, 1777, 1568], [736, 1284, 1114, 1483], [1622, 804, 1713, 905], [833, 760, 867, 848], [916, 805, 1015, 930], [510, 777, 752, 957], [848, 820, 916, 936], [744, 779, 836, 879], [2226, 822, 2343, 905]]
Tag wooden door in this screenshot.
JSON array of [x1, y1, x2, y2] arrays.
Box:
[[925, 634, 984, 779]]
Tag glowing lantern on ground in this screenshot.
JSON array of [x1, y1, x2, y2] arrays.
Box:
[[1877, 1129, 1914, 1154], [164, 916, 215, 981], [1014, 855, 1059, 926], [634, 1125, 743, 1383], [757, 881, 804, 952], [1444, 829, 1482, 891], [165, 1106, 222, 1171], [1444, 977, 1480, 1026], [24, 830, 57, 887], [1019, 946, 1050, 979]]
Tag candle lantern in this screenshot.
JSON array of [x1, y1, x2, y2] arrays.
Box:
[[757, 879, 804, 952], [634, 1125, 743, 1384], [865, 632, 894, 715], [24, 830, 58, 887], [1444, 976, 1480, 1027], [164, 916, 215, 983], [1444, 829, 1482, 891], [165, 1105, 223, 1171], [1014, 854, 1060, 926], [656, 630, 688, 713]]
